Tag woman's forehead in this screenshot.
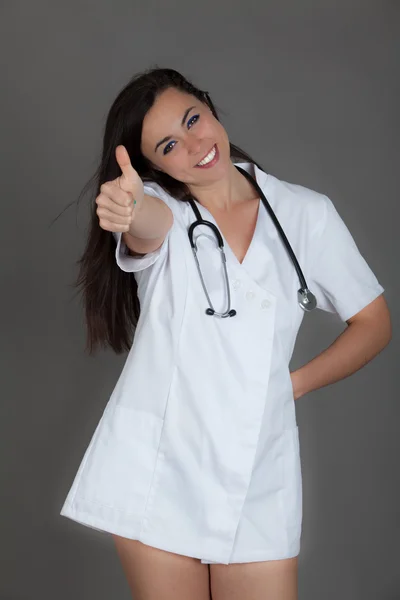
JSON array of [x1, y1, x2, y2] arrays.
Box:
[[147, 88, 197, 123], [142, 89, 199, 144]]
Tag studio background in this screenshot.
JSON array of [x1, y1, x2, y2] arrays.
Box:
[[1, 1, 398, 598]]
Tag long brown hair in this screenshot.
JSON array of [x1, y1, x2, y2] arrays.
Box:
[[54, 67, 263, 355]]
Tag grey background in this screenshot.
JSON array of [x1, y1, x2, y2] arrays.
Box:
[[1, 1, 398, 598]]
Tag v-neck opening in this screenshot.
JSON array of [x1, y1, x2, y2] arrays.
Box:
[[193, 198, 262, 268]]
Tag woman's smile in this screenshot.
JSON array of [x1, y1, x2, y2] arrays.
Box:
[[194, 143, 219, 169]]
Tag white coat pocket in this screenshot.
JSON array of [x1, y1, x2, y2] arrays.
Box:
[[69, 404, 164, 516]]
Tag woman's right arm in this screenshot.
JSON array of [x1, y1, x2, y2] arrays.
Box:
[[122, 193, 173, 256], [96, 145, 173, 256]]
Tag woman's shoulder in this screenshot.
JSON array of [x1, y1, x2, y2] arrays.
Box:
[[262, 170, 329, 234], [236, 161, 328, 213], [266, 171, 327, 205]]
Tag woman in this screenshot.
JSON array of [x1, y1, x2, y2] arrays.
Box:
[[60, 67, 391, 599]]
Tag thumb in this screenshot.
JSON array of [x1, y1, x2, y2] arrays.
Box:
[[115, 145, 136, 188]]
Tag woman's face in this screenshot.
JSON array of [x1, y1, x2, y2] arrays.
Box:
[[141, 87, 232, 187]]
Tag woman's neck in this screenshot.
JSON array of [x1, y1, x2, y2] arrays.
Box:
[[189, 162, 257, 212]]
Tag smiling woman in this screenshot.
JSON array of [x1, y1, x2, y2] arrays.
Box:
[[59, 67, 389, 600], [141, 86, 234, 187]]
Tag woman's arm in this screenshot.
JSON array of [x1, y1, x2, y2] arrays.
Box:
[[122, 194, 174, 256], [290, 294, 391, 400], [105, 145, 174, 256]]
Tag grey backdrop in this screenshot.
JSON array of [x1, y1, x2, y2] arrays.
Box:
[[1, 1, 398, 599]]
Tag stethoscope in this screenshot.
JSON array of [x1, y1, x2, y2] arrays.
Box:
[[187, 165, 317, 318]]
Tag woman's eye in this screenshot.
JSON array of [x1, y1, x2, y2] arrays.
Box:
[[187, 114, 199, 128], [162, 115, 199, 155], [163, 141, 176, 155]]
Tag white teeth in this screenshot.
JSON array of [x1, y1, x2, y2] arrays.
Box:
[[197, 145, 216, 166]]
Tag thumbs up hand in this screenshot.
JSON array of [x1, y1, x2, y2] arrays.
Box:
[[96, 145, 145, 233]]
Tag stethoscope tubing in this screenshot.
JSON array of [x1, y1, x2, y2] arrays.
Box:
[[236, 166, 308, 291], [187, 165, 317, 316]]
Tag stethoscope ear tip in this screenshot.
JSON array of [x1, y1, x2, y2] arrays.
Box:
[[228, 309, 237, 317], [205, 308, 215, 316]]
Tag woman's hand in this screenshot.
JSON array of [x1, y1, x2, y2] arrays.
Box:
[[95, 145, 145, 234]]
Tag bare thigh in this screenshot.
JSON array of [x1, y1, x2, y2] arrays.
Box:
[[210, 556, 298, 600], [112, 534, 211, 600]]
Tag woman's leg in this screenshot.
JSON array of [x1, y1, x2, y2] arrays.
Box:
[[112, 534, 212, 600], [210, 556, 298, 600]]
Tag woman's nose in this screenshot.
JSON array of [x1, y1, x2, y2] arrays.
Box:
[[185, 135, 202, 154]]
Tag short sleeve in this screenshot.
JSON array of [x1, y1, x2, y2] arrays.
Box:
[[112, 181, 176, 273], [308, 195, 384, 322]]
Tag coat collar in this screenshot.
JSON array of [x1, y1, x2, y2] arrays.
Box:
[[233, 161, 269, 191]]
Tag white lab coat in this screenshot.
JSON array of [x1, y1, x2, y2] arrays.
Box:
[[60, 162, 384, 564]]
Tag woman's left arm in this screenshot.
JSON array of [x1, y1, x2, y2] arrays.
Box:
[[290, 294, 392, 400]]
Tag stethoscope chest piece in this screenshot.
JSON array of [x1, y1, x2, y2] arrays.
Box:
[[297, 288, 317, 311]]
